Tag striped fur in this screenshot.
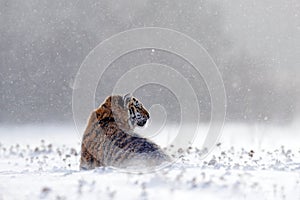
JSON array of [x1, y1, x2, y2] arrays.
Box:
[[80, 95, 170, 170]]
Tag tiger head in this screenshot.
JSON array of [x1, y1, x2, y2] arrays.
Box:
[[123, 94, 150, 128], [95, 94, 150, 131]]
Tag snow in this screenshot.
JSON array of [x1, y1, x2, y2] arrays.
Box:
[[0, 124, 300, 200]]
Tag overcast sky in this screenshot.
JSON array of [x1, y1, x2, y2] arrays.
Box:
[[220, 0, 300, 86]]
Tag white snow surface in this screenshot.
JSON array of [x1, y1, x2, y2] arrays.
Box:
[[0, 123, 300, 200]]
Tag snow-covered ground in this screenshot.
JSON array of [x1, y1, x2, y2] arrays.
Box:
[[0, 123, 300, 200]]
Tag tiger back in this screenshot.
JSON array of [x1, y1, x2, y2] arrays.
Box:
[[79, 94, 170, 170]]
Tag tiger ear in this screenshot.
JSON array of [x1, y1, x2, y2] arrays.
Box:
[[123, 93, 132, 107]]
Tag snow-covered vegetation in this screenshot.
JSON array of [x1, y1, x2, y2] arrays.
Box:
[[0, 124, 299, 200]]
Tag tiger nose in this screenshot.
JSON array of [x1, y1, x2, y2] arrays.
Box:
[[141, 118, 147, 125]]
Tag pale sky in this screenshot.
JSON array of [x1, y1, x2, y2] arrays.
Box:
[[219, 0, 300, 86]]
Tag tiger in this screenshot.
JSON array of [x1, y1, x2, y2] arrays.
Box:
[[79, 94, 170, 170]]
